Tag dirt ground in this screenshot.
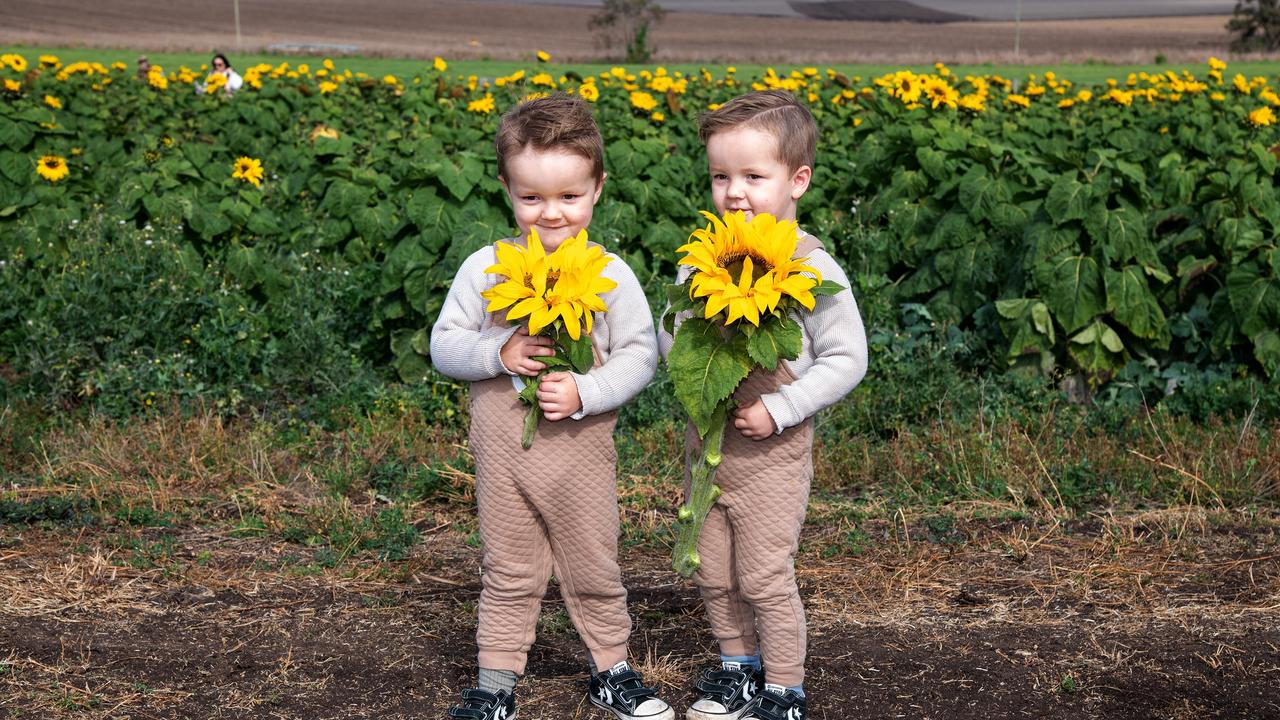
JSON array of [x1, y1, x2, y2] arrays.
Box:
[[3, 508, 1278, 719], [2, 0, 1238, 65]]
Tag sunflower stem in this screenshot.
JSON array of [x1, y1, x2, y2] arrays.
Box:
[[521, 400, 541, 450], [673, 399, 731, 578]]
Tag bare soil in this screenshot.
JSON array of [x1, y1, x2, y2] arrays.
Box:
[[3, 510, 1278, 719], [3, 0, 1237, 65]]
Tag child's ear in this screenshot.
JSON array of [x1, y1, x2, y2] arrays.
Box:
[[790, 165, 812, 200], [592, 172, 607, 203], [498, 175, 509, 193]]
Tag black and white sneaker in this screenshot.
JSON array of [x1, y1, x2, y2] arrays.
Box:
[[686, 662, 765, 720], [739, 684, 806, 720], [588, 661, 676, 720], [446, 688, 517, 720]]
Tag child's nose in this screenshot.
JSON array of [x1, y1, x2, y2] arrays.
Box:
[[542, 202, 564, 220]]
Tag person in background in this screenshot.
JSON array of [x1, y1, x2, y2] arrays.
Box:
[[199, 53, 243, 96]]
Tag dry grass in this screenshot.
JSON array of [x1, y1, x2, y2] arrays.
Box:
[[2, 406, 1278, 716]]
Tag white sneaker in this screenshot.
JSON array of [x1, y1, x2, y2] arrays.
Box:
[[589, 661, 676, 720], [686, 662, 763, 720]]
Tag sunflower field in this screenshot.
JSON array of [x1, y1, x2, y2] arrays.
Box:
[[1, 51, 1279, 414]]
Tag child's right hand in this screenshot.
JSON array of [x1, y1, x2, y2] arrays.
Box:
[[500, 326, 555, 376]]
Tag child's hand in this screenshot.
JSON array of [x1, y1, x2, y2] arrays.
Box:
[[537, 372, 582, 421], [732, 399, 777, 440], [500, 326, 555, 376]]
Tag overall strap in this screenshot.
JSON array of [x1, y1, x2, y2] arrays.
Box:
[[795, 232, 824, 257]]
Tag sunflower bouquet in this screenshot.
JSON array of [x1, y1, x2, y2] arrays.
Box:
[[481, 227, 616, 448], [664, 210, 844, 577]]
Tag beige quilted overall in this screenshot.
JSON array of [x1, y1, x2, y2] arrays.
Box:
[[468, 255, 632, 675], [685, 236, 822, 689]]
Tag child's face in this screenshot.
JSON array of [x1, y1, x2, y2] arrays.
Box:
[[500, 146, 604, 251], [706, 125, 811, 223]]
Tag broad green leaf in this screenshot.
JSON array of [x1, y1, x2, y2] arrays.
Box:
[[1254, 330, 1280, 377], [1227, 262, 1280, 337], [667, 317, 752, 436], [391, 329, 433, 382], [916, 147, 947, 180], [1045, 176, 1090, 225], [1102, 206, 1151, 265], [811, 279, 845, 297], [0, 117, 34, 151], [0, 151, 27, 185], [561, 333, 595, 374], [353, 203, 403, 243], [187, 204, 231, 239], [958, 166, 1009, 222], [437, 154, 484, 201], [1220, 217, 1266, 256], [1105, 266, 1166, 340], [995, 298, 1032, 320], [746, 316, 802, 370], [1176, 255, 1218, 295], [1039, 254, 1104, 334], [1069, 319, 1125, 373]]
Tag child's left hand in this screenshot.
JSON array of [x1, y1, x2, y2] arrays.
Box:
[[537, 372, 582, 421], [732, 399, 777, 440]]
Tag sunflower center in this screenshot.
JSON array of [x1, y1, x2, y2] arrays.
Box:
[[44, 159, 58, 168], [718, 251, 772, 280]]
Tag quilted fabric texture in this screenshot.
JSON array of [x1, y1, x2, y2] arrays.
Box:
[[467, 314, 631, 675], [682, 236, 824, 689]]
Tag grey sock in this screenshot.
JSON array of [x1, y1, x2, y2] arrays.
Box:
[[587, 657, 598, 675], [478, 667, 518, 694]]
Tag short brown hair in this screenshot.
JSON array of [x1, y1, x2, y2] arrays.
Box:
[[698, 90, 817, 171], [495, 93, 604, 181]]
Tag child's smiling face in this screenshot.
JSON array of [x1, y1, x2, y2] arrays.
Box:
[[706, 125, 811, 223], [500, 145, 604, 251]]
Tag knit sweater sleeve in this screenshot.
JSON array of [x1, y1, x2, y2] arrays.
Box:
[[572, 255, 659, 417], [760, 249, 868, 432], [656, 265, 694, 361], [429, 247, 520, 382]]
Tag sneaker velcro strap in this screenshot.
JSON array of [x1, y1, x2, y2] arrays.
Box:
[[747, 695, 791, 720], [447, 688, 504, 719]]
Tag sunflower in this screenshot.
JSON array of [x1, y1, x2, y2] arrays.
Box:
[[36, 155, 69, 183], [921, 76, 959, 110], [310, 124, 339, 141], [2, 79, 19, 93], [482, 228, 616, 340], [232, 156, 264, 187], [467, 95, 495, 114], [433, 56, 447, 72], [630, 91, 658, 111], [578, 83, 599, 102], [44, 95, 62, 109], [677, 211, 822, 326], [1248, 106, 1276, 127]]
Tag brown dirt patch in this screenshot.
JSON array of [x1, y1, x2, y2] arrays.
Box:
[[3, 0, 1235, 65], [3, 511, 1278, 719]]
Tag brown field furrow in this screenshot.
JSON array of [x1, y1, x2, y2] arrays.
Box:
[[2, 0, 1239, 64]]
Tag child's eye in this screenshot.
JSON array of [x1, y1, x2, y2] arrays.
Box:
[[747, 174, 763, 181], [521, 196, 539, 202], [561, 194, 579, 201], [712, 173, 728, 182]]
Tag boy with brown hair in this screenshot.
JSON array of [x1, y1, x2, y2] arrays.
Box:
[[659, 90, 868, 720], [431, 93, 672, 720]]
